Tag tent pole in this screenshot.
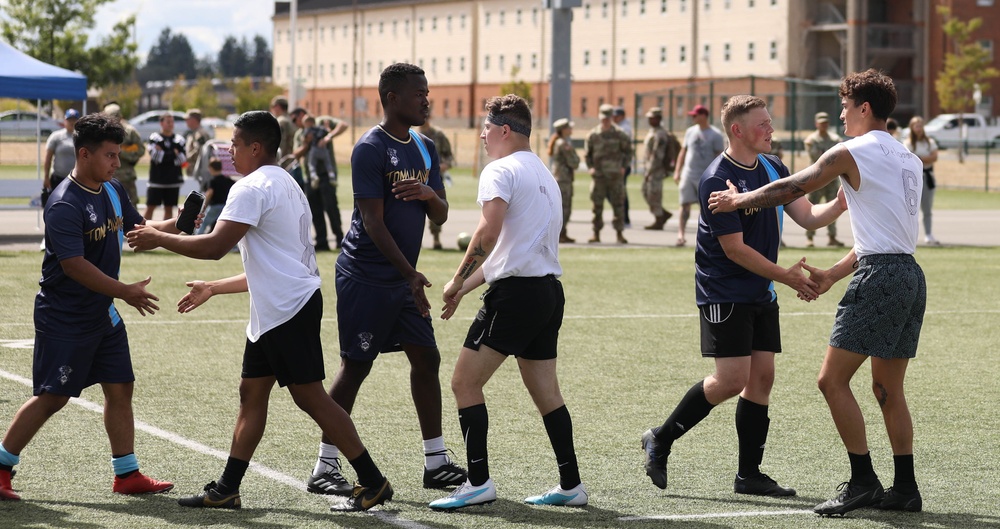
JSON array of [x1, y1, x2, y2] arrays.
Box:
[[36, 99, 42, 230]]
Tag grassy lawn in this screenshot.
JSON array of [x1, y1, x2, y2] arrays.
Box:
[[0, 246, 997, 528]]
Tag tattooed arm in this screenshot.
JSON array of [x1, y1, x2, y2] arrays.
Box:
[[708, 144, 858, 213], [441, 197, 508, 320]]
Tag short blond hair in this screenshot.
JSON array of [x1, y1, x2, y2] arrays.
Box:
[[721, 95, 767, 138]]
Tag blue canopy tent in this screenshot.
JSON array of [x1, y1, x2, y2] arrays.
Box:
[[0, 40, 87, 219]]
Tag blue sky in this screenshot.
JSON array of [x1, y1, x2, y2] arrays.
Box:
[[93, 0, 276, 61]]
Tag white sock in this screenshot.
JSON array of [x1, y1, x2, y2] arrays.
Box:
[[313, 442, 341, 475], [423, 436, 449, 469]]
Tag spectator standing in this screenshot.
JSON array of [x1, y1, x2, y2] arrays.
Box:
[[674, 104, 725, 247], [145, 113, 186, 221], [184, 109, 211, 178], [0, 113, 178, 501], [613, 107, 634, 227], [641, 107, 677, 230], [548, 118, 580, 243], [419, 115, 455, 249], [103, 104, 145, 206], [43, 109, 80, 195], [803, 112, 845, 248], [905, 116, 940, 245], [584, 104, 631, 244]]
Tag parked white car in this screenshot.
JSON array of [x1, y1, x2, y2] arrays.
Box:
[[903, 113, 1000, 149], [130, 110, 216, 140], [0, 110, 61, 138]]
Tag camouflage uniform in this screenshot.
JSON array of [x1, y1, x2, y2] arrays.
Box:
[[116, 122, 145, 206], [584, 119, 631, 236], [803, 116, 842, 242], [550, 136, 579, 231], [642, 123, 673, 219], [421, 125, 454, 245], [184, 126, 211, 177]]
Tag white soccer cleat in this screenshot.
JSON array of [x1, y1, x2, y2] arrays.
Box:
[[524, 483, 589, 507], [428, 478, 497, 511]]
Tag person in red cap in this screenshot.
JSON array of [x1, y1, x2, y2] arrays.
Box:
[[674, 104, 725, 246]]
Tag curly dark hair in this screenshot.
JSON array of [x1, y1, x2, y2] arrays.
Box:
[[73, 113, 125, 152], [485, 94, 532, 137], [839, 69, 897, 121], [378, 63, 425, 106]]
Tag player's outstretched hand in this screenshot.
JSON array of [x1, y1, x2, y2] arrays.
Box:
[[784, 257, 819, 302], [707, 180, 740, 213], [126, 224, 161, 251], [392, 178, 435, 202], [441, 279, 465, 320], [800, 261, 835, 299], [122, 276, 160, 316], [407, 271, 433, 317], [177, 281, 214, 313]]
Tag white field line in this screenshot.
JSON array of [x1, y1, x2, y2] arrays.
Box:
[[620, 509, 814, 521], [0, 368, 432, 529], [1, 308, 996, 328]]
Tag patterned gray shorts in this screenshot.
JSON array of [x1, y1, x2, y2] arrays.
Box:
[[830, 254, 926, 359]]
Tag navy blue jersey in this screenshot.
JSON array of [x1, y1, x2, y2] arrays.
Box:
[[695, 153, 787, 306], [36, 177, 144, 334], [337, 126, 443, 285]]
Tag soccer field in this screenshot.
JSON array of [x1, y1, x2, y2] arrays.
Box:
[[0, 246, 997, 528]]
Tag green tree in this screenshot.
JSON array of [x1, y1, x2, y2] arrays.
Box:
[[161, 75, 220, 116], [218, 36, 249, 77], [230, 77, 285, 114], [935, 6, 999, 160], [0, 0, 139, 89], [499, 66, 533, 107], [99, 82, 143, 119], [138, 28, 197, 83], [249, 35, 273, 77]]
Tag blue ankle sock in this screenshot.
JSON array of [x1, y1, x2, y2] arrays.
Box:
[[0, 443, 19, 467], [112, 453, 139, 477]]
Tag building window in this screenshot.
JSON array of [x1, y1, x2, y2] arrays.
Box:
[[461, 14, 467, 29], [660, 46, 667, 64], [460, 57, 466, 71], [976, 0, 994, 5], [499, 10, 505, 25], [516, 53, 522, 68], [484, 54, 490, 70], [724, 42, 731, 61], [392, 21, 397, 35], [680, 0, 687, 12], [769, 40, 777, 59], [661, 0, 667, 13], [533, 8, 539, 24], [457, 99, 463, 116], [366, 23, 371, 35], [366, 61, 371, 75], [516, 9, 522, 24], [724, 0, 731, 7], [621, 48, 628, 66], [622, 0, 628, 16], [703, 0, 710, 11], [748, 0, 754, 6], [319, 27, 324, 41], [602, 2, 609, 18], [584, 50, 591, 66], [447, 57, 452, 72], [748, 42, 755, 61], [379, 22, 384, 34], [432, 17, 437, 31], [770, 0, 777, 5], [532, 53, 538, 69], [581, 97, 588, 116], [639, 47, 646, 65], [981, 39, 995, 60], [640, 0, 647, 14], [485, 12, 490, 26], [342, 63, 347, 76], [499, 54, 505, 72], [431, 58, 437, 73], [447, 15, 452, 31], [601, 49, 608, 66], [419, 18, 424, 32], [703, 43, 710, 62], [680, 45, 687, 62], [404, 20, 409, 34], [307, 28, 312, 41], [330, 63, 335, 78], [585, 3, 591, 18]]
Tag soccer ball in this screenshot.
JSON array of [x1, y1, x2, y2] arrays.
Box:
[[457, 232, 472, 251]]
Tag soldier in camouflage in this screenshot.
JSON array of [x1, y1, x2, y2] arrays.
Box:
[[103, 103, 145, 206], [641, 107, 676, 230], [584, 104, 632, 244], [184, 109, 211, 178], [419, 117, 454, 249], [802, 111, 844, 247], [547, 118, 580, 243]]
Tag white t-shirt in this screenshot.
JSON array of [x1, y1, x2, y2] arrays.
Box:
[[904, 137, 938, 169], [842, 131, 922, 257], [219, 164, 321, 342], [477, 150, 562, 284]]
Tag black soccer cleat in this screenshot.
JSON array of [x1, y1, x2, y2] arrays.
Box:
[[423, 461, 468, 489], [329, 479, 394, 512], [877, 487, 922, 512], [814, 480, 884, 516], [307, 459, 353, 496], [734, 473, 796, 497], [177, 481, 241, 509], [641, 428, 668, 490]]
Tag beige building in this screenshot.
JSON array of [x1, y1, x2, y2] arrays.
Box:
[[273, 0, 996, 129]]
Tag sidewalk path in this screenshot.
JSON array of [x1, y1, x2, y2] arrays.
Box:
[[1, 207, 997, 252]]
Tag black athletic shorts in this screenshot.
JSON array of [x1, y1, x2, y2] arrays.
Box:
[[242, 289, 325, 387], [463, 275, 564, 360], [146, 186, 180, 207], [699, 300, 781, 358]]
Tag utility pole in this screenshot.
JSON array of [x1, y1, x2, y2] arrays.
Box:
[[547, 0, 581, 131]]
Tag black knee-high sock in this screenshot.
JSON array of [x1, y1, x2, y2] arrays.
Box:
[[541, 405, 581, 490], [735, 397, 769, 478], [459, 404, 489, 486], [348, 449, 385, 488], [216, 457, 250, 494], [848, 451, 879, 485], [654, 380, 716, 450], [892, 454, 917, 493]]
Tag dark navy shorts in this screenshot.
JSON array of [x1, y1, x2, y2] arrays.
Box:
[[336, 273, 436, 361], [830, 254, 926, 359], [463, 275, 564, 361], [699, 300, 781, 358], [33, 322, 134, 397], [146, 186, 180, 207], [243, 289, 326, 387]]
